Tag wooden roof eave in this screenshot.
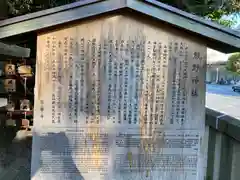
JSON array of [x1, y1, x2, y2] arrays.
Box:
[[0, 0, 239, 53], [0, 41, 30, 57]]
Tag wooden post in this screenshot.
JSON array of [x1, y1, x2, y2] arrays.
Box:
[[0, 0, 7, 20]]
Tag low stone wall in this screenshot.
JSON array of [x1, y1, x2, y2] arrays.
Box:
[[206, 108, 240, 180]]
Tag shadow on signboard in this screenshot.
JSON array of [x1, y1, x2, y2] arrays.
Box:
[[0, 128, 85, 180], [31, 131, 85, 180]]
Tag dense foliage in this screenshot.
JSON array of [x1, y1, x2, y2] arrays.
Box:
[[4, 0, 239, 27], [7, 0, 75, 17], [161, 0, 240, 27], [7, 0, 33, 16], [226, 53, 240, 75]]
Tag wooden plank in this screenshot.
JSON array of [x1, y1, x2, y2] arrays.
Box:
[[32, 14, 206, 180], [0, 42, 30, 57]]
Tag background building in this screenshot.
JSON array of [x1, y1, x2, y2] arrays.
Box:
[[206, 24, 240, 84], [207, 49, 234, 83]]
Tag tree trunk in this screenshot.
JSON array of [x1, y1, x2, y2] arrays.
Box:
[[0, 0, 8, 20], [175, 0, 185, 9]]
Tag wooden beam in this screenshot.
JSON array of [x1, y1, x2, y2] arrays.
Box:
[[0, 42, 30, 57]]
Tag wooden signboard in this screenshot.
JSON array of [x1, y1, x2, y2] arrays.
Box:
[[31, 15, 206, 180]]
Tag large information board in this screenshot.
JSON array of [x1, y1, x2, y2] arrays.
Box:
[[31, 15, 206, 180]]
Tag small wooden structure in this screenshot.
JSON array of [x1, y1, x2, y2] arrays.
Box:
[[0, 42, 30, 108], [0, 41, 32, 180], [0, 0, 239, 180], [0, 41, 30, 109]]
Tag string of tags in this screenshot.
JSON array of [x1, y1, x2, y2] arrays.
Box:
[[4, 58, 33, 129]]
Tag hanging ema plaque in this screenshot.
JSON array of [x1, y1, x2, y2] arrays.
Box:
[[31, 15, 206, 180]]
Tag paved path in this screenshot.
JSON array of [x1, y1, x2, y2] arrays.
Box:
[[206, 84, 240, 119]]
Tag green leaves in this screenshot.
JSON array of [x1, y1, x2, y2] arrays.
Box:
[[159, 0, 238, 27], [6, 0, 240, 28], [206, 9, 237, 27], [226, 53, 240, 75], [8, 0, 33, 16], [7, 0, 76, 16]]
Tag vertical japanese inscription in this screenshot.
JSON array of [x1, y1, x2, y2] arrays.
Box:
[[52, 36, 57, 124], [118, 40, 124, 124], [180, 43, 188, 125], [125, 41, 130, 124], [134, 42, 140, 124], [170, 43, 176, 125], [114, 40, 120, 124], [91, 38, 97, 124], [176, 43, 183, 125], [143, 41, 148, 127], [160, 43, 167, 125], [123, 40, 128, 123], [96, 40, 101, 124], [56, 40, 62, 124], [109, 40, 114, 122], [113, 41, 118, 120], [170, 42, 188, 125], [43, 38, 200, 128], [191, 52, 201, 97], [40, 36, 203, 130], [44, 36, 50, 76], [80, 38, 85, 114], [63, 36, 68, 125], [68, 38, 74, 124], [128, 41, 133, 124]]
